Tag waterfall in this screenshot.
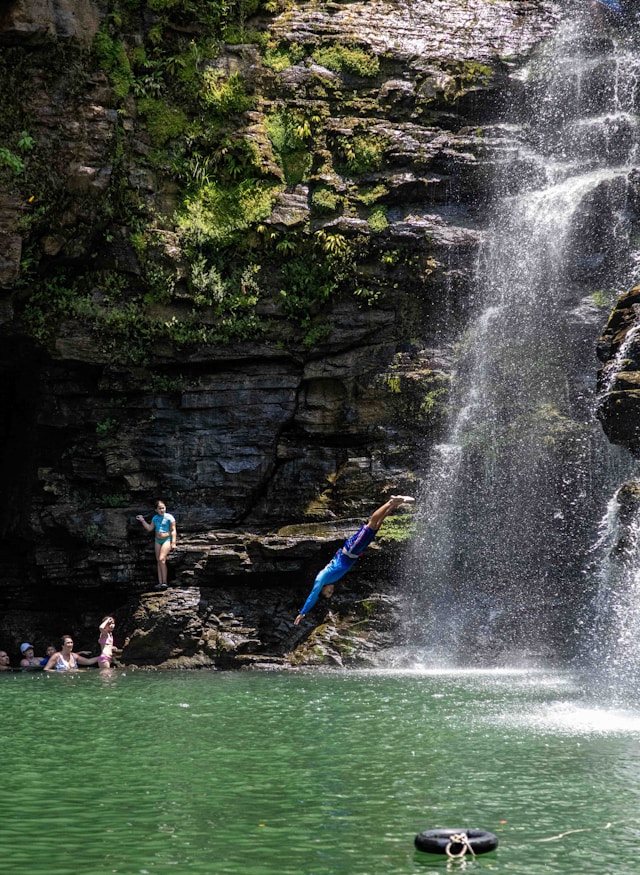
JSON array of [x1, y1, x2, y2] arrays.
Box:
[[583, 484, 640, 697], [404, 7, 640, 664]]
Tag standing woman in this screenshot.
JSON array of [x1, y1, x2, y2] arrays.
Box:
[[136, 500, 177, 591]]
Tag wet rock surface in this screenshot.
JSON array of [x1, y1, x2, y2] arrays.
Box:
[[597, 284, 640, 454]]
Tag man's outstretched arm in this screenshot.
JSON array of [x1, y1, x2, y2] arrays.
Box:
[[294, 573, 326, 625]]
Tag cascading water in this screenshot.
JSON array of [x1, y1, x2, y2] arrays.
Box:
[[581, 483, 640, 697], [404, 5, 640, 663]]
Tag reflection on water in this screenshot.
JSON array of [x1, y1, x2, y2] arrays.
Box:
[[503, 700, 640, 735], [2, 668, 640, 875]]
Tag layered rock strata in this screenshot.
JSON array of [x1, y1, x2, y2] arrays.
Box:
[[0, 0, 559, 666]]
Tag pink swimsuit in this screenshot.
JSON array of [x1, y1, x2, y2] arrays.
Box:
[[98, 631, 113, 665]]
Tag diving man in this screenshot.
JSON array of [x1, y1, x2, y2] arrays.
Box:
[[293, 495, 415, 625]]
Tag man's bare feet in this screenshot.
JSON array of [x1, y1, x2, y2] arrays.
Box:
[[390, 495, 416, 504]]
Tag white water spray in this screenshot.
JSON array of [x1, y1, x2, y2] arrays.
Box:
[[405, 10, 640, 662]]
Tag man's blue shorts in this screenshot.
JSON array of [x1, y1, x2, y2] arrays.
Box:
[[315, 524, 377, 587]]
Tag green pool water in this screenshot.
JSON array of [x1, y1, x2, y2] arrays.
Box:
[[2, 665, 640, 875]]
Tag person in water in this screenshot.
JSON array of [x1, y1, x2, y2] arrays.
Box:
[[136, 500, 177, 591], [43, 635, 100, 671], [0, 650, 11, 671], [98, 616, 129, 669], [294, 495, 415, 625], [39, 645, 56, 667], [19, 643, 42, 668]]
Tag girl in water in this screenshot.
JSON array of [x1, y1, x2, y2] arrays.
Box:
[[43, 635, 100, 671], [98, 616, 129, 669], [136, 500, 177, 591]]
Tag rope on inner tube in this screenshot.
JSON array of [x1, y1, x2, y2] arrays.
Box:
[[445, 832, 477, 859]]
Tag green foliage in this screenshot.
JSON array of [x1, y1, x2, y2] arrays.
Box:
[[143, 261, 176, 303], [175, 152, 214, 188], [0, 147, 24, 175], [353, 286, 381, 306], [97, 301, 161, 362], [162, 309, 261, 346], [356, 183, 388, 205], [222, 138, 264, 184], [266, 108, 318, 151], [384, 374, 401, 394], [174, 134, 263, 190], [281, 150, 312, 185], [187, 256, 262, 322], [101, 493, 130, 507], [275, 237, 296, 254], [17, 131, 35, 153], [190, 257, 226, 304], [200, 69, 253, 116], [223, 25, 269, 47], [378, 363, 450, 424], [311, 186, 340, 214], [419, 386, 448, 418], [338, 133, 387, 175], [313, 44, 380, 78], [149, 374, 185, 392], [277, 232, 356, 340], [302, 322, 332, 347], [94, 29, 134, 99], [23, 276, 93, 341], [265, 108, 317, 183], [591, 290, 611, 308], [169, 39, 219, 98], [130, 231, 148, 257], [7, 0, 403, 363], [143, 0, 235, 29], [446, 60, 493, 100], [137, 97, 188, 147], [367, 205, 388, 234], [83, 524, 104, 544], [458, 60, 493, 86], [131, 52, 165, 97], [96, 418, 117, 437], [314, 229, 349, 256], [263, 42, 305, 71], [279, 258, 335, 316], [380, 249, 400, 266], [0, 130, 33, 180], [177, 179, 278, 249], [0, 44, 88, 212], [375, 513, 417, 544]]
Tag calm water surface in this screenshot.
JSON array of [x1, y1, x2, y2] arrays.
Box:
[[2, 666, 640, 875]]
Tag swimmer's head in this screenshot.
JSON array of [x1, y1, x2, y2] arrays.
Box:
[[321, 584, 335, 599]]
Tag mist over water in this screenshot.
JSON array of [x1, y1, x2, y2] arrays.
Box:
[[403, 8, 640, 663]]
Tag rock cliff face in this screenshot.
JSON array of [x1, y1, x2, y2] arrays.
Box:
[[0, 0, 560, 666], [597, 284, 640, 454]]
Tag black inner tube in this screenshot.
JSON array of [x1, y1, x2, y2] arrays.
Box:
[[414, 828, 499, 855]]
